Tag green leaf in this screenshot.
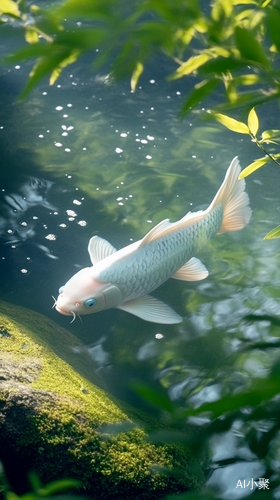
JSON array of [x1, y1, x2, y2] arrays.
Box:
[[0, 0, 20, 16], [213, 113, 249, 133], [244, 313, 280, 328], [197, 56, 245, 74], [170, 53, 211, 80], [232, 0, 258, 4], [54, 0, 117, 21], [5, 493, 20, 500], [28, 473, 42, 493], [267, 7, 280, 52], [37, 478, 81, 496], [211, 0, 233, 22], [131, 61, 143, 91], [6, 44, 53, 62], [239, 157, 271, 178], [25, 28, 39, 44], [234, 26, 270, 69], [50, 49, 80, 85], [247, 107, 259, 136], [180, 79, 218, 116], [226, 81, 238, 104], [264, 225, 280, 240], [261, 129, 280, 141], [19, 51, 71, 99], [233, 74, 260, 86], [217, 88, 280, 113], [187, 363, 280, 419]]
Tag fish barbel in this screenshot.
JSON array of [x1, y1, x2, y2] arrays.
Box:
[[55, 157, 251, 324]]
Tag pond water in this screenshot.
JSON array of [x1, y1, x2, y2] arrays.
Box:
[[1, 25, 280, 499]]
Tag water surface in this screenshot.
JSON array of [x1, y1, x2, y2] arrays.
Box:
[[1, 29, 280, 499]]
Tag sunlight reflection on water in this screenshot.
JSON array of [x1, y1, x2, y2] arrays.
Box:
[[1, 49, 280, 499]]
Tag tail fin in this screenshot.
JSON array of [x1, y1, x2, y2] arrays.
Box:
[[208, 156, 251, 234]]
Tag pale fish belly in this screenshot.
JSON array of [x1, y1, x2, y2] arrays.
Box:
[[99, 205, 223, 301]]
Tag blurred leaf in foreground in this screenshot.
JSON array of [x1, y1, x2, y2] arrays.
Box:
[[264, 225, 280, 240]]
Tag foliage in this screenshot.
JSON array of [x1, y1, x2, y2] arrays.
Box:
[[213, 108, 280, 179], [1, 2, 280, 495], [0, 0, 279, 110], [1, 0, 280, 237], [1, 0, 280, 235], [0, 464, 81, 500], [130, 313, 280, 500], [212, 106, 280, 238]]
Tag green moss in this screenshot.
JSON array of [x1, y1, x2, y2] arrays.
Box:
[[0, 300, 204, 499]]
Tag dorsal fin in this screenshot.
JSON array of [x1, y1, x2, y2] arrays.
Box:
[[179, 210, 204, 223], [88, 235, 117, 265], [139, 219, 173, 247], [138, 212, 208, 247]]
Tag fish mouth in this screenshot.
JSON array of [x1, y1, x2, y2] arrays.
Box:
[[55, 305, 72, 316]]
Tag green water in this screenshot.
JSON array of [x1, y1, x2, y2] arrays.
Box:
[[1, 37, 280, 498]]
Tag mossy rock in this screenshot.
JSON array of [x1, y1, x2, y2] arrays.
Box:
[[0, 300, 204, 499]]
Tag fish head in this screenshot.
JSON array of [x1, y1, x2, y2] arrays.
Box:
[[55, 267, 123, 317]]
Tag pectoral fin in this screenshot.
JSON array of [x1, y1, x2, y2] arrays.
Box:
[[88, 235, 117, 265], [172, 257, 208, 281], [117, 295, 183, 324]]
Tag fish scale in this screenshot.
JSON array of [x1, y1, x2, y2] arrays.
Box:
[[55, 157, 251, 324], [99, 204, 224, 301]]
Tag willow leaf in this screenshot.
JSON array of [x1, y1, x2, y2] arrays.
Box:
[[233, 74, 259, 86], [198, 56, 245, 74], [131, 61, 144, 91], [247, 107, 259, 136], [264, 225, 280, 240], [0, 0, 20, 16], [50, 49, 80, 85], [261, 129, 280, 141], [25, 28, 39, 44], [267, 7, 280, 52], [211, 0, 233, 22], [170, 53, 211, 80], [239, 157, 270, 178], [5, 493, 19, 500], [180, 79, 218, 116], [19, 51, 70, 99], [38, 478, 81, 495], [235, 26, 271, 70], [232, 0, 258, 4], [214, 113, 249, 134]]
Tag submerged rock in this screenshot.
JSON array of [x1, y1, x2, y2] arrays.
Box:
[[0, 300, 204, 499]]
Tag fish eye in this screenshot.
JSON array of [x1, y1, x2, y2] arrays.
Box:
[[59, 286, 65, 294], [85, 298, 96, 308]]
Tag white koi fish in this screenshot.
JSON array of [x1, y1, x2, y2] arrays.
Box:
[[55, 157, 251, 324]]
